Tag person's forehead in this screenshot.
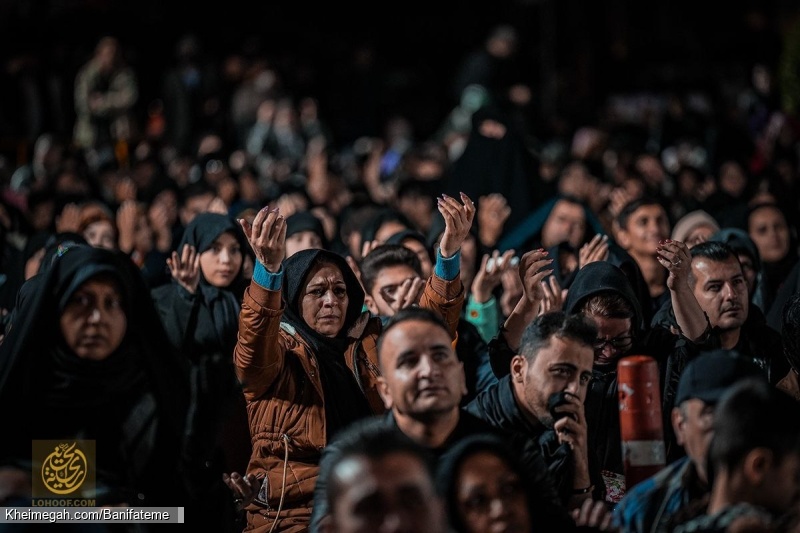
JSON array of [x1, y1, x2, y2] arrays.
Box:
[[631, 204, 666, 219], [590, 314, 632, 336], [336, 453, 432, 499], [375, 265, 418, 285], [551, 200, 584, 219], [288, 230, 321, 240], [692, 257, 742, 280], [381, 320, 451, 356], [750, 206, 785, 225], [535, 336, 593, 366], [306, 263, 345, 284]]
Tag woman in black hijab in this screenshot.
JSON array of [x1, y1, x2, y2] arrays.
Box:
[[151, 212, 247, 357], [149, 212, 251, 530], [0, 245, 188, 508], [232, 199, 471, 531]]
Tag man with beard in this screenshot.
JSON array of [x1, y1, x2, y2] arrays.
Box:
[[487, 244, 711, 504]]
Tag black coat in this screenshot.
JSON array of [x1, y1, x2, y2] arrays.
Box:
[[465, 375, 606, 505]]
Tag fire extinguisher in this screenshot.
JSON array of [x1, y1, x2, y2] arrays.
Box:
[[618, 355, 666, 492]]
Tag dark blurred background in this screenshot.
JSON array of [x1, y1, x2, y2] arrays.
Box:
[[0, 0, 798, 160]]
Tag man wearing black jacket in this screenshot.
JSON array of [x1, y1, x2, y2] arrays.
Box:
[[308, 307, 573, 532], [467, 311, 605, 508]]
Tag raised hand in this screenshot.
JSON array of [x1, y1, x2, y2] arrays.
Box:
[[579, 234, 610, 269], [499, 266, 524, 318], [538, 274, 566, 315], [438, 192, 476, 258], [149, 201, 173, 252], [656, 239, 691, 292], [56, 203, 82, 233], [384, 276, 426, 313], [167, 244, 200, 294], [238, 206, 286, 272], [471, 249, 516, 304], [116, 200, 139, 254], [477, 193, 511, 247], [516, 249, 554, 315]]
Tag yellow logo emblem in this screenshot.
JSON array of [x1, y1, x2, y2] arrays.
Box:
[[41, 442, 88, 495]]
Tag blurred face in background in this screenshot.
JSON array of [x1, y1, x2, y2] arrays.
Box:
[[748, 205, 790, 263], [286, 230, 323, 258], [541, 200, 586, 249], [83, 220, 116, 250], [455, 451, 531, 533]]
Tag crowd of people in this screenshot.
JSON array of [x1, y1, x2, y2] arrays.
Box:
[[2, 19, 800, 533]]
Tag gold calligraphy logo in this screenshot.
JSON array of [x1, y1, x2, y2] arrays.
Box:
[[41, 442, 88, 495]]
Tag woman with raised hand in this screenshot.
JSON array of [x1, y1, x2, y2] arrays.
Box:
[[231, 193, 473, 532], [150, 211, 252, 531]]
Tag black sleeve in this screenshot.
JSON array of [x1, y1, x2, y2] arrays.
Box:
[[510, 433, 578, 532], [151, 284, 200, 353]]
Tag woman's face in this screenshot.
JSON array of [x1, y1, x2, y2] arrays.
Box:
[[59, 277, 127, 361], [456, 452, 531, 533], [84, 220, 117, 250], [199, 232, 243, 288], [301, 262, 349, 337], [286, 230, 323, 258], [749, 206, 790, 263]]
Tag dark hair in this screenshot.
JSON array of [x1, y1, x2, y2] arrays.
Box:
[[688, 241, 740, 287], [616, 196, 666, 230], [325, 416, 437, 509], [747, 201, 788, 229], [359, 244, 422, 294], [377, 307, 451, 357], [361, 208, 413, 243], [709, 378, 800, 476], [690, 240, 737, 263], [577, 291, 636, 321], [782, 293, 800, 373], [518, 311, 597, 362]]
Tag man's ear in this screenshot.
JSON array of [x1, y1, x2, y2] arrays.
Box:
[[377, 376, 393, 410], [742, 447, 772, 486], [510, 355, 527, 383], [671, 407, 686, 447]]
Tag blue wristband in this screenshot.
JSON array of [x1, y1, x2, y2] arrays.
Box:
[[435, 248, 461, 281], [253, 261, 283, 290]]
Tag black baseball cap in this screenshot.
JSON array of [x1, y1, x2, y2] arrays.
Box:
[[675, 349, 767, 405]]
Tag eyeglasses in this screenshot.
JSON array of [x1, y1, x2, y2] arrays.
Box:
[[592, 335, 634, 351]]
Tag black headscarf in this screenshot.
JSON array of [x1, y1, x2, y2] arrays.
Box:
[[564, 261, 646, 336], [286, 210, 328, 249], [178, 212, 248, 295], [281, 249, 371, 439], [175, 212, 248, 353], [0, 245, 188, 505]]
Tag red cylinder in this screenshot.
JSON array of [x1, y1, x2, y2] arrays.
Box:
[[617, 355, 666, 492]]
